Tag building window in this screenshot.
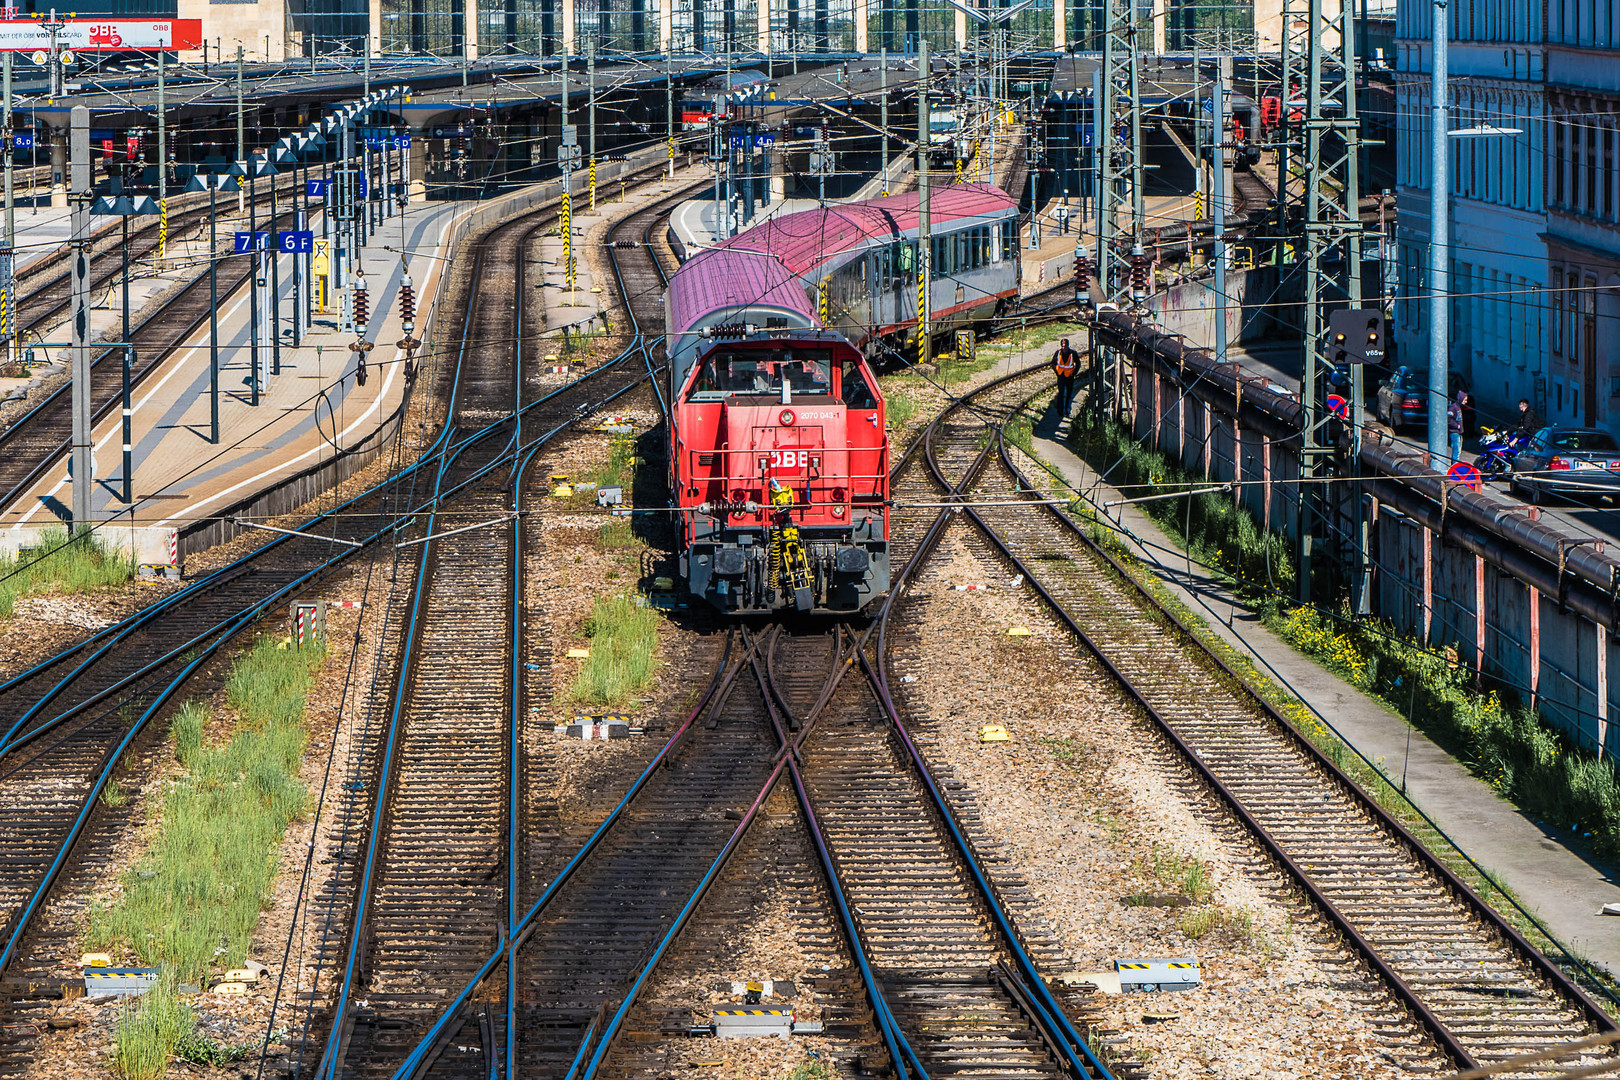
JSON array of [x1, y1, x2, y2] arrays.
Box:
[[1552, 267, 1564, 354], [1554, 119, 1566, 207], [1587, 116, 1600, 215], [1607, 122, 1617, 220]]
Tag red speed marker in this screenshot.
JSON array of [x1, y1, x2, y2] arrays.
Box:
[[1448, 461, 1482, 490]]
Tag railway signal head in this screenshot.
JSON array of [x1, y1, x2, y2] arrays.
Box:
[[1327, 307, 1387, 366]]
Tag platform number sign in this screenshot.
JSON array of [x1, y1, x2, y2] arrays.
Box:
[[10, 131, 33, 150], [307, 178, 329, 198], [233, 231, 271, 254], [279, 230, 315, 254]]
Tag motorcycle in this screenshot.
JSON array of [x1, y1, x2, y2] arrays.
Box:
[[1473, 426, 1530, 477]]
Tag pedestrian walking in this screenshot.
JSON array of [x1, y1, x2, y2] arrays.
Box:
[[1448, 388, 1469, 464], [1053, 337, 1080, 415]]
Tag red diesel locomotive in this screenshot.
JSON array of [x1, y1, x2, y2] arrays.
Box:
[[664, 183, 1022, 613]]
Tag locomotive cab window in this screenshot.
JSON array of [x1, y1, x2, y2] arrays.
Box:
[[842, 359, 877, 409], [689, 347, 835, 400]]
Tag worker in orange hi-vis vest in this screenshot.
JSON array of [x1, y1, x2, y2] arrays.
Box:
[[1052, 337, 1081, 415]]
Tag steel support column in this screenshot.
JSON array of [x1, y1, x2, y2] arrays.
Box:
[[1285, 0, 1363, 604]]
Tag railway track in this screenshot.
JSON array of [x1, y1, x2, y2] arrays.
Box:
[[920, 371, 1620, 1075], [0, 170, 683, 1072], [301, 176, 715, 1079], [781, 626, 1081, 1080]]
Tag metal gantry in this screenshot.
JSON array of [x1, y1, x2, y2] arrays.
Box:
[[1092, 0, 1144, 419], [1280, 0, 1364, 604]]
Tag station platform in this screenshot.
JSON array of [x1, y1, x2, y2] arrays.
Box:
[[0, 168, 710, 549], [1026, 409, 1620, 977], [668, 195, 822, 256], [0, 196, 466, 538]]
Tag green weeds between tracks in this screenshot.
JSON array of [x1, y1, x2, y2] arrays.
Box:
[[596, 519, 635, 549], [109, 973, 254, 1080], [592, 437, 636, 491], [570, 593, 661, 706], [88, 634, 326, 984], [110, 976, 194, 1080], [884, 389, 918, 433], [0, 525, 135, 619]]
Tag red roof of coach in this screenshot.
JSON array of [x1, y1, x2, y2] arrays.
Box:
[[713, 182, 1018, 278]]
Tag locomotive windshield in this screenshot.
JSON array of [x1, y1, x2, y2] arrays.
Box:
[[690, 347, 834, 400]]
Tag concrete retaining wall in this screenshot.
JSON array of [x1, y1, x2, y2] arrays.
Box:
[[1107, 297, 1620, 761], [3, 523, 177, 566]]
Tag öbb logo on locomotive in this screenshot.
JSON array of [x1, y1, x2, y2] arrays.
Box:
[[664, 183, 1022, 614]]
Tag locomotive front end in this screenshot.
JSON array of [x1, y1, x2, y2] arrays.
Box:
[[673, 333, 890, 613]]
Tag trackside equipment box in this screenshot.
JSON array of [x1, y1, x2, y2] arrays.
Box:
[[713, 1009, 792, 1037], [1115, 958, 1202, 993]]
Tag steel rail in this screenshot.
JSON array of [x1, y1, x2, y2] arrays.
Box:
[[959, 394, 1476, 1066], [751, 626, 931, 1080], [0, 516, 413, 979], [0, 179, 667, 997], [384, 178, 709, 1080], [310, 191, 551, 1076], [984, 386, 1620, 1058], [388, 632, 742, 1080], [866, 362, 1117, 1080]]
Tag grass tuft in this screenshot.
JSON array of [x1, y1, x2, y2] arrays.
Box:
[[0, 525, 136, 619], [169, 701, 206, 767], [596, 520, 634, 549], [1133, 845, 1214, 903], [592, 437, 635, 491], [1178, 905, 1255, 942], [569, 593, 661, 706], [885, 390, 918, 433], [111, 975, 193, 1080], [86, 635, 325, 982]]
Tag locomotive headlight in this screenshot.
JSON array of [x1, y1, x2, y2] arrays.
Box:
[[779, 409, 795, 426], [832, 505, 845, 518]]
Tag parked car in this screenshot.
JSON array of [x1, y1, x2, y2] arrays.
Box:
[[1374, 368, 1474, 434], [1509, 427, 1620, 504], [1375, 367, 1431, 431]]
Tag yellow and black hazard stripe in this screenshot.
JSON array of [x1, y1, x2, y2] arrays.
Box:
[[714, 1009, 788, 1016]]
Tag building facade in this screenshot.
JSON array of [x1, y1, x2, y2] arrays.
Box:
[[1394, 0, 1620, 431], [129, 0, 1272, 62]]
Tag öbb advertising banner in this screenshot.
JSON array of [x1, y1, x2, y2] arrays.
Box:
[[0, 19, 203, 52]]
